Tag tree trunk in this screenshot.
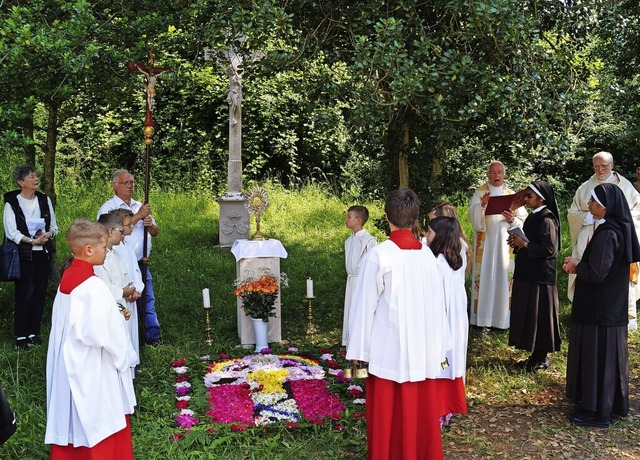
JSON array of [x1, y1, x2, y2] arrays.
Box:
[[43, 101, 58, 207], [22, 113, 36, 166], [398, 117, 410, 189]]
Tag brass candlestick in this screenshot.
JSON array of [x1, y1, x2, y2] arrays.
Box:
[[305, 296, 317, 338], [204, 308, 213, 346]]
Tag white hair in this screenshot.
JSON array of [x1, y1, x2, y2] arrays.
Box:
[[592, 151, 613, 165]]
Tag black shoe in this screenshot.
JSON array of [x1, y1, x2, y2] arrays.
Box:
[[569, 411, 611, 428], [525, 358, 550, 373], [28, 336, 43, 346], [15, 339, 29, 350], [145, 338, 162, 346], [515, 358, 530, 370]]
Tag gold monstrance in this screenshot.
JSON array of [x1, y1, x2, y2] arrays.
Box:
[[244, 187, 269, 240]]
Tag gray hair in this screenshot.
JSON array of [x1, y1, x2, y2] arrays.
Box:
[[12, 165, 36, 184], [593, 151, 614, 165], [488, 161, 506, 174], [111, 169, 131, 183]]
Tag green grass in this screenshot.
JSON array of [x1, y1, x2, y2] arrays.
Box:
[[0, 183, 638, 459]]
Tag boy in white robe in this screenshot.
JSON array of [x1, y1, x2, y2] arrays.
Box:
[[109, 209, 145, 368], [342, 205, 376, 348], [45, 219, 137, 457], [95, 213, 141, 379], [347, 189, 451, 460]]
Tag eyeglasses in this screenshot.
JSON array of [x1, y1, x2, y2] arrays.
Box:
[[593, 163, 611, 170], [115, 181, 135, 187], [112, 227, 125, 233]]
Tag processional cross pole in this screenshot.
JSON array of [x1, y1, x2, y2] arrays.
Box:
[[127, 51, 170, 347]]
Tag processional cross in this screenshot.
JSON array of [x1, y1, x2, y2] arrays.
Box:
[[126, 51, 170, 345]]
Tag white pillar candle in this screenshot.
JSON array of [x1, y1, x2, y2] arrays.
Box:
[[306, 278, 314, 298], [202, 288, 211, 309]]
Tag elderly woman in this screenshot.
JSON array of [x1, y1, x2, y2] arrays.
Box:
[[3, 165, 58, 350], [563, 183, 640, 428]]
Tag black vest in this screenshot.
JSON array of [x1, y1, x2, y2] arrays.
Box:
[[571, 222, 628, 326], [513, 208, 557, 285], [3, 190, 54, 261]]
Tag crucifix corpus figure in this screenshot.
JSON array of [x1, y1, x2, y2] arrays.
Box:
[[127, 52, 171, 129]]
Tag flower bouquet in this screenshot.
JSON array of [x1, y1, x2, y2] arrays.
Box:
[[234, 271, 288, 322]]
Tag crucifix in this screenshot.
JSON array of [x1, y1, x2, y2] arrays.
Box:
[[127, 51, 170, 347], [206, 37, 265, 246]]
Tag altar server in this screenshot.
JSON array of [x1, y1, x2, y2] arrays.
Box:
[[45, 219, 137, 459], [347, 189, 451, 460]]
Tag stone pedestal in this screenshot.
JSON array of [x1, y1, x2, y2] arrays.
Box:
[[217, 193, 249, 247], [231, 239, 288, 346]]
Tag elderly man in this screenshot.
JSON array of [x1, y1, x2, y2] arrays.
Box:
[[567, 151, 640, 329], [468, 161, 528, 330], [98, 169, 162, 344]]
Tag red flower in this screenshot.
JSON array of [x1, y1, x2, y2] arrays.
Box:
[[285, 422, 299, 428], [349, 388, 364, 397], [313, 419, 325, 426], [171, 359, 186, 367], [334, 425, 344, 431], [353, 412, 365, 419], [231, 424, 248, 432], [219, 353, 229, 359], [175, 375, 189, 383], [326, 360, 339, 369], [176, 400, 189, 410]]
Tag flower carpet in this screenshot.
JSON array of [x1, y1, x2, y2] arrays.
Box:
[[170, 348, 366, 440]]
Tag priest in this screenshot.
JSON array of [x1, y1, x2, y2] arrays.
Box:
[[468, 161, 527, 330], [567, 151, 640, 329]]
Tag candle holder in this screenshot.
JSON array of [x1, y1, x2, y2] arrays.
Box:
[[305, 296, 317, 338], [204, 308, 213, 346]]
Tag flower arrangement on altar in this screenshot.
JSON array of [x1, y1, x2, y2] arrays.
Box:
[[234, 270, 288, 322]]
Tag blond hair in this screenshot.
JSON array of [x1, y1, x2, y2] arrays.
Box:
[[66, 219, 108, 255]]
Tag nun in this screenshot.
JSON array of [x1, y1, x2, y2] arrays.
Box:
[[563, 183, 640, 428], [507, 180, 562, 372]]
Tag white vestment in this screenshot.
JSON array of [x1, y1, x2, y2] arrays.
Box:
[[567, 172, 640, 328], [113, 241, 144, 368], [346, 240, 450, 383], [45, 276, 137, 448], [93, 250, 140, 374], [435, 248, 469, 381], [468, 183, 527, 329], [343, 229, 377, 346]]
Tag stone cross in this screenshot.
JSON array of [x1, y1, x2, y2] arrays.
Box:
[[205, 39, 265, 246]]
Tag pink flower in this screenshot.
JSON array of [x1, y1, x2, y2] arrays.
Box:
[[176, 413, 199, 428], [334, 424, 344, 431]]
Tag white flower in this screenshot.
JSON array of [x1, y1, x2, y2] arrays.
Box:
[[353, 398, 366, 405], [319, 353, 333, 361], [348, 384, 363, 392], [179, 409, 194, 416], [175, 381, 191, 389], [173, 366, 188, 374], [176, 395, 191, 402]]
